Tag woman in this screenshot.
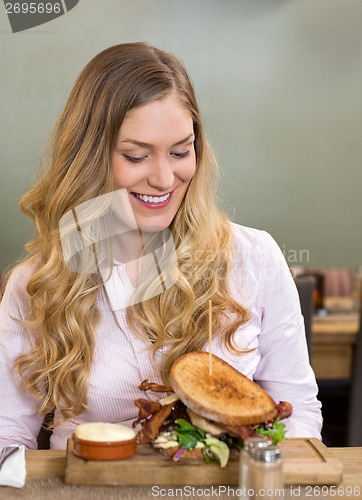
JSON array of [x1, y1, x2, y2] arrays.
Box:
[[0, 42, 322, 450]]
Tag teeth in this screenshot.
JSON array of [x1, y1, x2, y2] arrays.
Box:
[[134, 193, 170, 204]]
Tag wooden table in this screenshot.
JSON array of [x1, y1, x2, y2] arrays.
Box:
[[312, 298, 359, 380], [1, 447, 357, 499]]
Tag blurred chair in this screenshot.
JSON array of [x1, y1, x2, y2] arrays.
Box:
[[294, 275, 316, 361], [347, 301, 362, 446], [291, 267, 355, 298], [322, 268, 355, 297]]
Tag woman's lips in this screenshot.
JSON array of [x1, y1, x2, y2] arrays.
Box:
[[130, 190, 174, 209]]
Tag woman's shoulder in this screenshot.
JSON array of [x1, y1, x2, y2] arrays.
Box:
[[2, 257, 40, 297], [229, 222, 292, 292], [229, 223, 287, 276], [230, 222, 280, 254]]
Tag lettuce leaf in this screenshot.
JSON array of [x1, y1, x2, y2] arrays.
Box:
[[174, 418, 205, 449], [255, 418, 286, 445]]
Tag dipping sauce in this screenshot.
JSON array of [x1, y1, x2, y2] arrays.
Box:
[[72, 422, 137, 461]]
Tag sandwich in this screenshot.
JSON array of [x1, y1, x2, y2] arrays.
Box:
[[134, 352, 292, 468]]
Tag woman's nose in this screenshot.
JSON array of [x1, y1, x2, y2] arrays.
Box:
[[147, 157, 174, 191]]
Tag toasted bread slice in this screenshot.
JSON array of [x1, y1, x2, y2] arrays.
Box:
[[169, 352, 277, 426]]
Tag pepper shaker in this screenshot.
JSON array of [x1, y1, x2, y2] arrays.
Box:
[[239, 443, 283, 499], [238, 437, 273, 499]]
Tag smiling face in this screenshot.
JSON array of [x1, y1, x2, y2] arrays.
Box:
[[112, 92, 196, 231]]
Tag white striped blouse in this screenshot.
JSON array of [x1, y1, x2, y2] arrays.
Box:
[[0, 223, 322, 449]]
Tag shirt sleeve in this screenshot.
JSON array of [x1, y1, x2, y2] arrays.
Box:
[[0, 266, 43, 449], [253, 231, 323, 439]]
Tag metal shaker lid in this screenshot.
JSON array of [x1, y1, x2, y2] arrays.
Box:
[[249, 444, 281, 462], [244, 437, 273, 452]]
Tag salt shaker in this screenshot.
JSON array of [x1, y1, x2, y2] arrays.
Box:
[[238, 437, 273, 499], [246, 445, 284, 499]]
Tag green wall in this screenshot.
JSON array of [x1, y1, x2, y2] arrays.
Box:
[[1, 0, 361, 272]]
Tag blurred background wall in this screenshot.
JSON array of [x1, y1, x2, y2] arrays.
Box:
[[1, 0, 361, 271]]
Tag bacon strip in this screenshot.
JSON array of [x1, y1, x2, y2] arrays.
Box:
[[134, 399, 162, 419], [137, 403, 174, 444], [219, 423, 258, 440], [138, 379, 173, 393], [277, 401, 293, 420]]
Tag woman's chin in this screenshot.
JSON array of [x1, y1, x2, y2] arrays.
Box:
[[139, 225, 168, 234], [136, 217, 173, 233]]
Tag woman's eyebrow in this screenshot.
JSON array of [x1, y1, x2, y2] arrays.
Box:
[[121, 134, 195, 148], [172, 134, 195, 146]]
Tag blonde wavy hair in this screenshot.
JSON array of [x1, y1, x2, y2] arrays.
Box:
[[13, 42, 250, 423]]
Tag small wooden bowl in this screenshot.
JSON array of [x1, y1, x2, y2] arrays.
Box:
[[72, 433, 137, 461]]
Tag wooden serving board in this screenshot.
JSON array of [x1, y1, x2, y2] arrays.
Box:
[[64, 438, 343, 486]]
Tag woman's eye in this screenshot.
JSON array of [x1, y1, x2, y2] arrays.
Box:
[[172, 150, 190, 159], [122, 154, 147, 163]]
